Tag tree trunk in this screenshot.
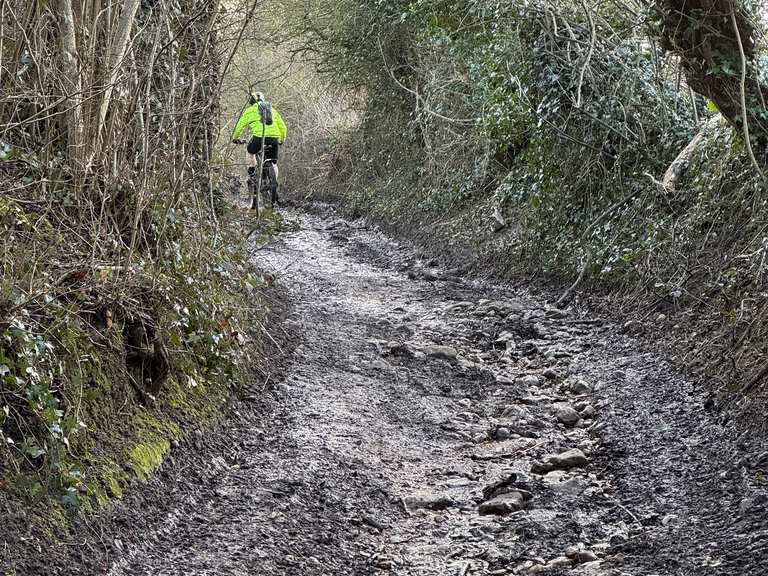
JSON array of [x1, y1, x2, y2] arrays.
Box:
[[95, 0, 141, 146], [655, 0, 768, 148], [60, 0, 84, 167]]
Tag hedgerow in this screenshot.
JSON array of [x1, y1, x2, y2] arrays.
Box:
[[275, 0, 768, 398]]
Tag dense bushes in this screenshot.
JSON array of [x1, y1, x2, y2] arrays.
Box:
[[0, 0, 270, 514], [284, 1, 697, 268], [274, 0, 768, 397]]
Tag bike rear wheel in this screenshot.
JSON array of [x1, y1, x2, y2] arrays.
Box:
[[267, 163, 278, 205]]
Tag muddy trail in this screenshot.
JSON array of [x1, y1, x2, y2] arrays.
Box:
[[104, 209, 768, 575]]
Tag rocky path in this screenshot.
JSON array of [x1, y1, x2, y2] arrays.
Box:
[[106, 210, 768, 575]]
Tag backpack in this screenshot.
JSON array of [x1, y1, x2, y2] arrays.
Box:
[[259, 101, 274, 126]]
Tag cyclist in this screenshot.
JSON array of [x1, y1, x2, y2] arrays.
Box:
[[232, 91, 287, 201]]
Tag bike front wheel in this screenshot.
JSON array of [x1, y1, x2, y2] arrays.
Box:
[[249, 172, 263, 213]]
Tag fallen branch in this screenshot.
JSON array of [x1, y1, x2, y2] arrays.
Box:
[[662, 117, 720, 193]]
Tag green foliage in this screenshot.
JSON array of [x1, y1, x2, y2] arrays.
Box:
[[280, 0, 768, 393], [288, 0, 696, 267], [0, 196, 270, 514], [0, 318, 86, 494], [102, 460, 127, 498]]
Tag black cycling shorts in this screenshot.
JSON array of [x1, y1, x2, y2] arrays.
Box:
[[247, 136, 280, 163]]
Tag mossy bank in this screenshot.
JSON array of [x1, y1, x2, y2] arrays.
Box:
[[0, 204, 286, 573]]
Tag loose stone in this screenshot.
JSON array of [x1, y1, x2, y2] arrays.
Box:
[[423, 345, 458, 360], [556, 405, 581, 427], [570, 379, 592, 394], [532, 448, 589, 474], [580, 405, 597, 419], [478, 491, 526, 515], [519, 374, 541, 386], [543, 368, 559, 380], [404, 492, 456, 511]]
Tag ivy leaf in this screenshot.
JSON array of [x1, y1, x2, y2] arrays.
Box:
[[61, 487, 79, 508], [25, 444, 46, 458]]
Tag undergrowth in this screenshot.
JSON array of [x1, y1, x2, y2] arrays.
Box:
[[0, 196, 275, 515], [272, 0, 768, 401], [0, 0, 285, 533]]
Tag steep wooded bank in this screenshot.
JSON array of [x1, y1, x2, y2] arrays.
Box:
[[0, 0, 274, 560], [275, 0, 768, 409]]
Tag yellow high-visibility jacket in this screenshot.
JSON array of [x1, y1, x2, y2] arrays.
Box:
[[234, 103, 287, 143]]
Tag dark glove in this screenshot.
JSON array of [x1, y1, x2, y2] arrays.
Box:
[[232, 139, 245, 145]]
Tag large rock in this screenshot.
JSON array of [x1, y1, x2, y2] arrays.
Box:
[[404, 492, 455, 511], [478, 491, 526, 515], [532, 448, 589, 474], [556, 405, 581, 427], [569, 379, 592, 394], [422, 345, 458, 361]]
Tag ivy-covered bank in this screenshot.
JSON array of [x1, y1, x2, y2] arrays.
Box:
[[0, 0, 279, 564], [0, 201, 276, 545], [275, 1, 768, 406]]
